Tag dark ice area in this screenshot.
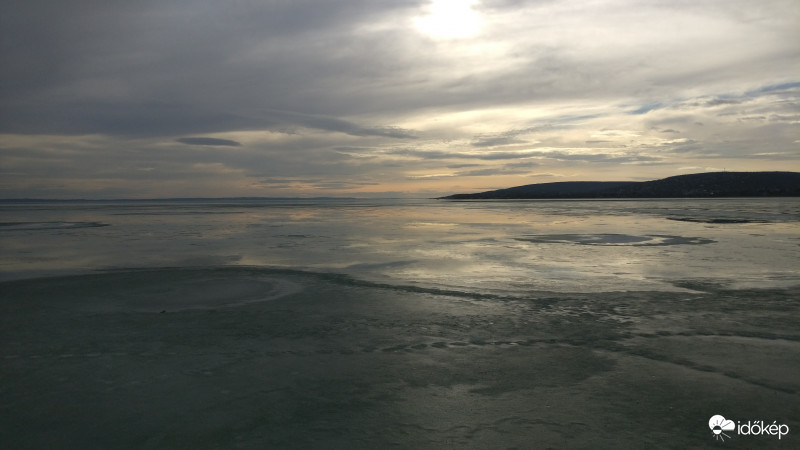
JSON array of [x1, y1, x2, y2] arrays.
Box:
[[1, 267, 798, 448]]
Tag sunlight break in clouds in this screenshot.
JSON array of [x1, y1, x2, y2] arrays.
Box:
[[414, 0, 484, 39]]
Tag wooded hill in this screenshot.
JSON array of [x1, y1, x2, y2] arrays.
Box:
[[441, 172, 800, 199]]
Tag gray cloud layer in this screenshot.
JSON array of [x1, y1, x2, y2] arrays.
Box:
[[176, 137, 241, 147], [1, 0, 798, 197]]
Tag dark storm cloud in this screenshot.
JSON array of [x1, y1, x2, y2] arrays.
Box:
[[176, 137, 241, 147]]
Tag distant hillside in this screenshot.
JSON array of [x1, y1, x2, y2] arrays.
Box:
[[441, 172, 800, 199]]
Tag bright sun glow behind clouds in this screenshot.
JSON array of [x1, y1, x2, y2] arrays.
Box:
[[414, 0, 484, 39]]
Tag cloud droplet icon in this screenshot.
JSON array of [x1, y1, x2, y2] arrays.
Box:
[[709, 415, 735, 441]]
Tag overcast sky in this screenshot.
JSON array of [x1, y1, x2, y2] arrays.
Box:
[[1, 0, 798, 198]]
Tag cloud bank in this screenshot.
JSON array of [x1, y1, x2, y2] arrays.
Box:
[[1, 0, 798, 197]]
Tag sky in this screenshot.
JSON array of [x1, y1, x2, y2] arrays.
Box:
[[1, 0, 798, 198]]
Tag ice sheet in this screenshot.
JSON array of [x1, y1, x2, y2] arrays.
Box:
[[1, 268, 797, 448]]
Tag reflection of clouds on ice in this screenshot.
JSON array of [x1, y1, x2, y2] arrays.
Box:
[[0, 198, 797, 293]]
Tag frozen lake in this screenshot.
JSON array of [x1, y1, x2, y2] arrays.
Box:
[[1, 198, 798, 447], [1, 197, 798, 291]]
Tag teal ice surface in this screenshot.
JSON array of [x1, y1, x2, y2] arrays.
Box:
[[1, 267, 798, 448]]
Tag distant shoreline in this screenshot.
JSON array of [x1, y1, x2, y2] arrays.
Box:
[[440, 171, 800, 199]]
